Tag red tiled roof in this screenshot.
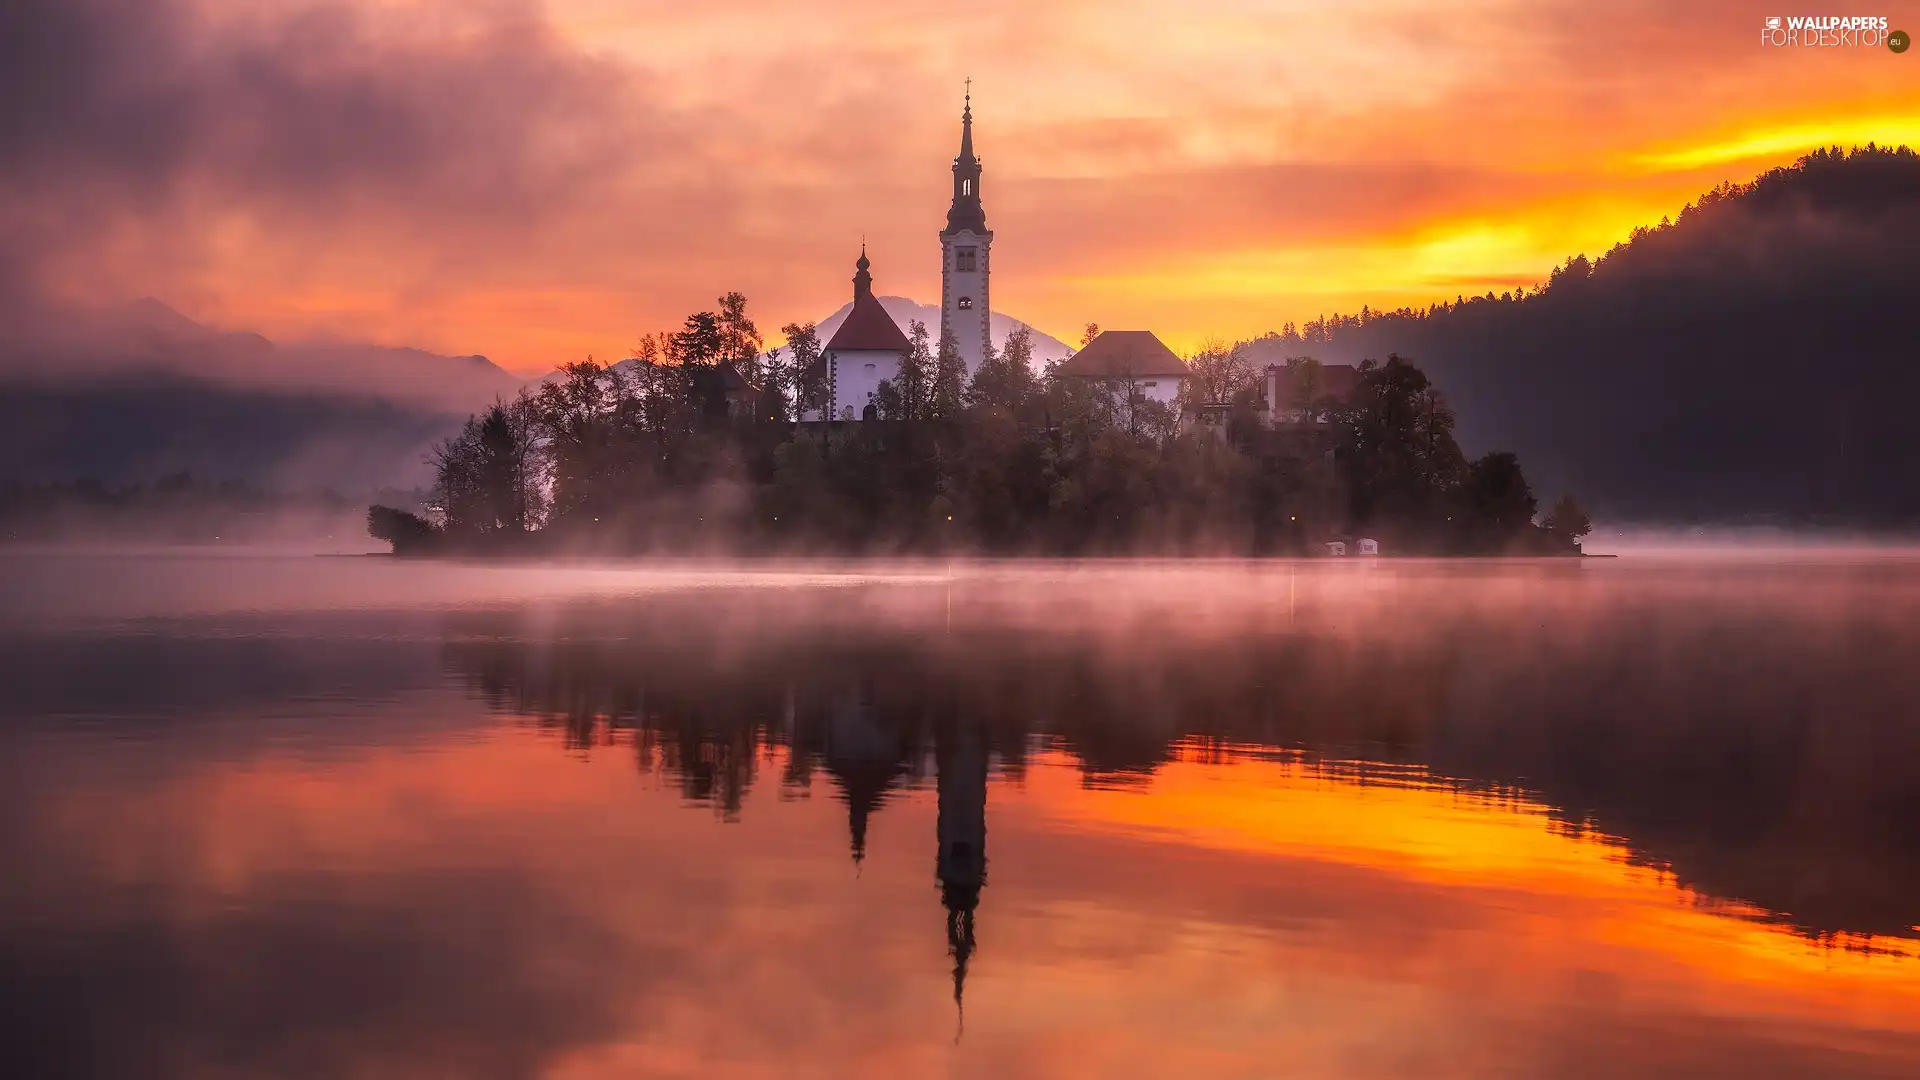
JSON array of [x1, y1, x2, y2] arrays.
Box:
[[1054, 330, 1190, 378], [825, 291, 911, 353]]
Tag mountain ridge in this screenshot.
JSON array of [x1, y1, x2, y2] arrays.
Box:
[[0, 298, 524, 489], [1240, 146, 1920, 522]]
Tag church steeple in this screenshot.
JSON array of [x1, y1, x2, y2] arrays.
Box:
[[939, 83, 993, 379], [946, 84, 986, 234], [853, 243, 873, 299], [935, 719, 988, 1041], [958, 84, 976, 162]]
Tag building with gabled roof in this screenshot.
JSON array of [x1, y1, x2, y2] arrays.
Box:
[[813, 246, 912, 421], [1051, 329, 1192, 406]]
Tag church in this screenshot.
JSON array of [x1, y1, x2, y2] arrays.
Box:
[[808, 91, 996, 422]]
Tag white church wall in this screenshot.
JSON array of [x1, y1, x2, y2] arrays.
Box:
[[827, 349, 903, 421]]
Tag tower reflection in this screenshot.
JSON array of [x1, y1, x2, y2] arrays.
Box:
[[439, 577, 1920, 979], [936, 717, 988, 1034]]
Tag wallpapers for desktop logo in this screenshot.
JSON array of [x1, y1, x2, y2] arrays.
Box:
[[1761, 15, 1906, 50]]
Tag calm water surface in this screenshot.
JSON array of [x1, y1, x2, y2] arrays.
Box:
[[3, 552, 1919, 1079]]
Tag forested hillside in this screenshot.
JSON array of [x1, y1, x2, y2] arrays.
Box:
[[1241, 147, 1920, 522]]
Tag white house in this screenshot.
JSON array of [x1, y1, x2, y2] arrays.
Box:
[[1052, 330, 1192, 407]]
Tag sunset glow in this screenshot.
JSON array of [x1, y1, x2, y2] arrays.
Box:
[[40, 724, 1920, 1077], [11, 0, 1917, 370]]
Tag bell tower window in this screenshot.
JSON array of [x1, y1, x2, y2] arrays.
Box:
[[957, 296, 973, 310], [955, 247, 976, 272], [962, 178, 972, 196]]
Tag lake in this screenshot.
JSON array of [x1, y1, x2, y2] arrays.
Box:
[[3, 551, 1919, 1078]]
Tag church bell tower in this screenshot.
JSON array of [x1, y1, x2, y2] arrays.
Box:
[[939, 85, 992, 377]]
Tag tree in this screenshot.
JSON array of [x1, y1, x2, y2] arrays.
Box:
[[671, 311, 723, 366], [1187, 338, 1254, 405], [1335, 354, 1465, 529], [717, 291, 764, 383], [967, 324, 1039, 416], [1466, 451, 1537, 537], [777, 321, 827, 421], [1283, 356, 1324, 420], [1080, 323, 1101, 349], [897, 319, 935, 420], [433, 392, 543, 538], [930, 327, 967, 421], [367, 504, 437, 553], [873, 378, 907, 421], [1543, 493, 1593, 546]]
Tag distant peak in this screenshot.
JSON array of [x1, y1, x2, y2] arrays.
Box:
[[122, 297, 203, 333]]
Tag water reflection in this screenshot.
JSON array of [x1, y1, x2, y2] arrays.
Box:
[[438, 570, 1920, 945], [4, 556, 1920, 1078]]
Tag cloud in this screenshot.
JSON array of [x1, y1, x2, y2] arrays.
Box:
[[3, 0, 1917, 370], [0, 0, 680, 341]]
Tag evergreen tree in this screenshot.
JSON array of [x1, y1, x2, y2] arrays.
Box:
[[433, 393, 543, 537], [1335, 354, 1465, 529], [966, 324, 1039, 416], [717, 292, 764, 383], [1467, 451, 1538, 538], [1543, 493, 1593, 546], [897, 320, 935, 420], [672, 311, 723, 366], [775, 321, 825, 421], [930, 327, 967, 421]]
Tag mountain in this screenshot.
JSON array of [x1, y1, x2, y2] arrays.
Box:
[[1243, 147, 1920, 524], [0, 299, 523, 490]]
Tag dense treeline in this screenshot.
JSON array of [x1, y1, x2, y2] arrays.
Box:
[[1238, 146, 1920, 522], [374, 299, 1585, 556]]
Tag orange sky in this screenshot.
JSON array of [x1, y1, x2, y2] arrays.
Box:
[[21, 0, 1920, 370]]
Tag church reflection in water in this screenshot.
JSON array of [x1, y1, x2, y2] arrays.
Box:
[[818, 684, 988, 1029], [11, 565, 1920, 1080], [442, 576, 1920, 984]]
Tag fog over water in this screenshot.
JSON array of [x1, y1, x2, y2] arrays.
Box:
[[3, 551, 1919, 1078]]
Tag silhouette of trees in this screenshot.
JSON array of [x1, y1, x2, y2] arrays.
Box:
[[930, 327, 968, 422], [887, 320, 936, 421], [1335, 355, 1465, 535], [1543, 493, 1592, 547], [432, 394, 542, 539], [965, 324, 1039, 417], [772, 321, 827, 422], [1231, 146, 1920, 522], [717, 291, 764, 383], [367, 504, 436, 553], [1186, 338, 1255, 405], [435, 576, 1920, 941], [1465, 451, 1538, 548], [387, 294, 1570, 556]]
